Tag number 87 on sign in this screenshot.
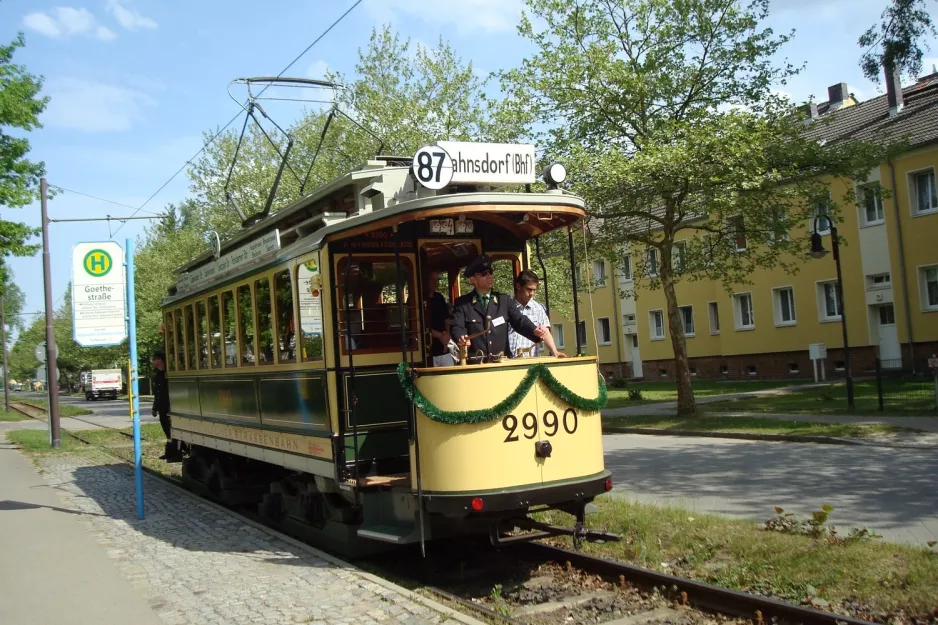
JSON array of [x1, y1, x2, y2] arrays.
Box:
[[412, 145, 454, 190]]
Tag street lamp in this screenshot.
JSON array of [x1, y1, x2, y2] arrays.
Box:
[[809, 216, 854, 409]]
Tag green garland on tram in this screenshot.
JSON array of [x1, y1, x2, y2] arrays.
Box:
[[396, 362, 608, 424]]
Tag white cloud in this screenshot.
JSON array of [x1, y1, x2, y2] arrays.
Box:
[[23, 7, 117, 41], [105, 0, 158, 30], [43, 78, 157, 132], [363, 0, 523, 34]]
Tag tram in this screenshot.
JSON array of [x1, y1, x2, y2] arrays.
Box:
[[160, 141, 615, 555]]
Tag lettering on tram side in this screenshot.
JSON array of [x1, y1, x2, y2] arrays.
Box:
[[219, 424, 301, 453], [502, 408, 578, 443]]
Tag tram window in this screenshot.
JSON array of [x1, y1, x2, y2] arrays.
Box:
[[173, 309, 185, 371], [274, 270, 296, 364], [336, 256, 416, 353], [221, 290, 237, 367], [297, 262, 323, 362], [255, 278, 274, 365], [164, 312, 176, 371], [207, 296, 221, 368], [237, 285, 256, 365], [184, 305, 197, 370], [196, 300, 208, 369]]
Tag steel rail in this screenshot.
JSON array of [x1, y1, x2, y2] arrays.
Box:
[[519, 542, 880, 625], [14, 400, 135, 439]]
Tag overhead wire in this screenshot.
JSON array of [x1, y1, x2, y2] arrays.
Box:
[[49, 186, 164, 216], [110, 0, 364, 240]]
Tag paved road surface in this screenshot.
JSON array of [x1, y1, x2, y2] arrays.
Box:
[[17, 391, 159, 429], [604, 433, 938, 545]]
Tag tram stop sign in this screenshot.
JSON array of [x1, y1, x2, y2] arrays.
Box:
[[71, 242, 127, 347], [34, 341, 58, 364]]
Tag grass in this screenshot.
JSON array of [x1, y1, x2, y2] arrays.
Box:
[[0, 408, 25, 422], [9, 395, 94, 417], [536, 496, 938, 619], [6, 423, 165, 452], [706, 379, 937, 416], [603, 414, 916, 438], [604, 380, 805, 409]]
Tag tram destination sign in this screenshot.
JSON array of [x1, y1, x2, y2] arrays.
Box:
[[413, 141, 536, 189], [72, 241, 127, 347], [174, 229, 281, 297]]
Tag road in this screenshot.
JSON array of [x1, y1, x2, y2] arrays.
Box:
[[603, 433, 938, 545], [15, 392, 159, 429]]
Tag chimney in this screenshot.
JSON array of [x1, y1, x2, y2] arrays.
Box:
[[885, 61, 904, 116], [827, 82, 848, 110], [799, 102, 819, 122]]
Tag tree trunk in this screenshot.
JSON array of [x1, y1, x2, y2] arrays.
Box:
[[659, 257, 697, 417]]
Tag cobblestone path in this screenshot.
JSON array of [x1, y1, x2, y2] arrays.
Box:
[[34, 452, 472, 625]]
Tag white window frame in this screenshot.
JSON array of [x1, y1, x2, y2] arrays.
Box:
[[553, 323, 565, 349], [679, 305, 695, 337], [909, 167, 938, 217], [674, 240, 687, 272], [772, 286, 797, 327], [593, 259, 606, 284], [918, 264, 938, 311], [867, 273, 891, 290], [858, 182, 885, 226], [645, 248, 659, 277], [728, 216, 746, 251], [732, 292, 754, 330], [708, 301, 720, 335], [649, 309, 665, 340], [814, 193, 832, 235], [597, 317, 612, 345], [620, 254, 633, 282], [816, 280, 843, 322]]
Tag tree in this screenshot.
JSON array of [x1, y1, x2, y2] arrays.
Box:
[[0, 33, 47, 268], [859, 0, 937, 83], [1, 274, 26, 335], [502, 0, 881, 416]]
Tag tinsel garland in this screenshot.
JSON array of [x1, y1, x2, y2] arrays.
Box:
[[396, 362, 608, 425]]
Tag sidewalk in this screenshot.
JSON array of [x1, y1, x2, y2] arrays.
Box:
[[0, 440, 480, 625]]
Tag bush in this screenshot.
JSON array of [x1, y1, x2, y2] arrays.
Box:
[[628, 388, 643, 401]]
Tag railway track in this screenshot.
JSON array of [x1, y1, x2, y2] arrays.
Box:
[[9, 400, 135, 438], [7, 402, 884, 625]]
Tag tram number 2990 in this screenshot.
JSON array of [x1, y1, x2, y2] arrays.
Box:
[[502, 409, 578, 443]]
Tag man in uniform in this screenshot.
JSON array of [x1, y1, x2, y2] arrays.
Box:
[[450, 255, 555, 361], [509, 269, 565, 358], [151, 351, 181, 462]]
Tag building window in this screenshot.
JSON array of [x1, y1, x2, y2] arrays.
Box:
[[910, 169, 938, 215], [577, 320, 587, 348], [879, 304, 896, 324], [920, 265, 938, 310], [768, 206, 788, 244], [645, 248, 659, 277], [834, 360, 845, 371], [789, 363, 800, 374], [659, 368, 668, 377], [674, 241, 687, 272], [868, 273, 891, 288], [720, 365, 729, 375], [773, 286, 796, 326], [649, 310, 665, 340], [620, 254, 632, 281], [593, 260, 606, 284], [679, 305, 694, 336], [859, 183, 884, 225], [747, 365, 757, 376], [690, 367, 698, 377], [733, 292, 754, 330], [815, 194, 832, 234], [597, 318, 611, 344], [708, 301, 720, 334], [728, 216, 746, 251], [553, 323, 565, 349], [818, 281, 843, 320]]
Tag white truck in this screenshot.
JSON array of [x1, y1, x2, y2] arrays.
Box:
[[81, 369, 122, 401]]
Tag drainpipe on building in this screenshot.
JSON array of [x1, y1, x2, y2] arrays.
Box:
[[888, 157, 916, 373]]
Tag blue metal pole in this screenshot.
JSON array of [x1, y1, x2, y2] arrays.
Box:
[[125, 238, 144, 519]]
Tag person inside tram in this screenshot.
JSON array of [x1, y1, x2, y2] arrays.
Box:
[[425, 270, 455, 367], [509, 269, 565, 358], [450, 254, 555, 362]]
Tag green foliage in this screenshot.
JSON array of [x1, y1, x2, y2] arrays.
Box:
[[0, 33, 46, 264], [764, 505, 882, 543], [1, 277, 25, 336], [859, 0, 938, 83], [627, 387, 643, 401]]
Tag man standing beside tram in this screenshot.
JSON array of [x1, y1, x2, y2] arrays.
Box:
[[508, 269, 565, 359], [450, 255, 563, 361]]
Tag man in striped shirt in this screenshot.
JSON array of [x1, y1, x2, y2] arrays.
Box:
[[509, 269, 565, 358]]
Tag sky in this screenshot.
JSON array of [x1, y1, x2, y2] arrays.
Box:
[[1, 0, 937, 341]]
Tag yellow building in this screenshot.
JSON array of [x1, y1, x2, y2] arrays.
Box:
[[554, 74, 938, 380]]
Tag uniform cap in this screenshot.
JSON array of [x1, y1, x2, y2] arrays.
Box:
[[464, 254, 493, 278]]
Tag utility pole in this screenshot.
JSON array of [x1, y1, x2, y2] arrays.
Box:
[[41, 177, 61, 447], [1, 294, 9, 413]]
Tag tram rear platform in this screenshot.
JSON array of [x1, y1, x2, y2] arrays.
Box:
[[0, 433, 480, 625]]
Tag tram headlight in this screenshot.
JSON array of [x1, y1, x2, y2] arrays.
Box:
[[542, 162, 567, 189]]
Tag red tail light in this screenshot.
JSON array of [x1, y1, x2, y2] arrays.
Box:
[[604, 478, 613, 491], [471, 497, 485, 511]]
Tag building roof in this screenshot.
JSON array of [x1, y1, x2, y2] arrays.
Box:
[[804, 71, 938, 149]]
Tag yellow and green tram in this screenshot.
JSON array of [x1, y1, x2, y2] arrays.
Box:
[[160, 144, 615, 554]]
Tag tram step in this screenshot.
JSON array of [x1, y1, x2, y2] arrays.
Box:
[[357, 523, 419, 544]]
